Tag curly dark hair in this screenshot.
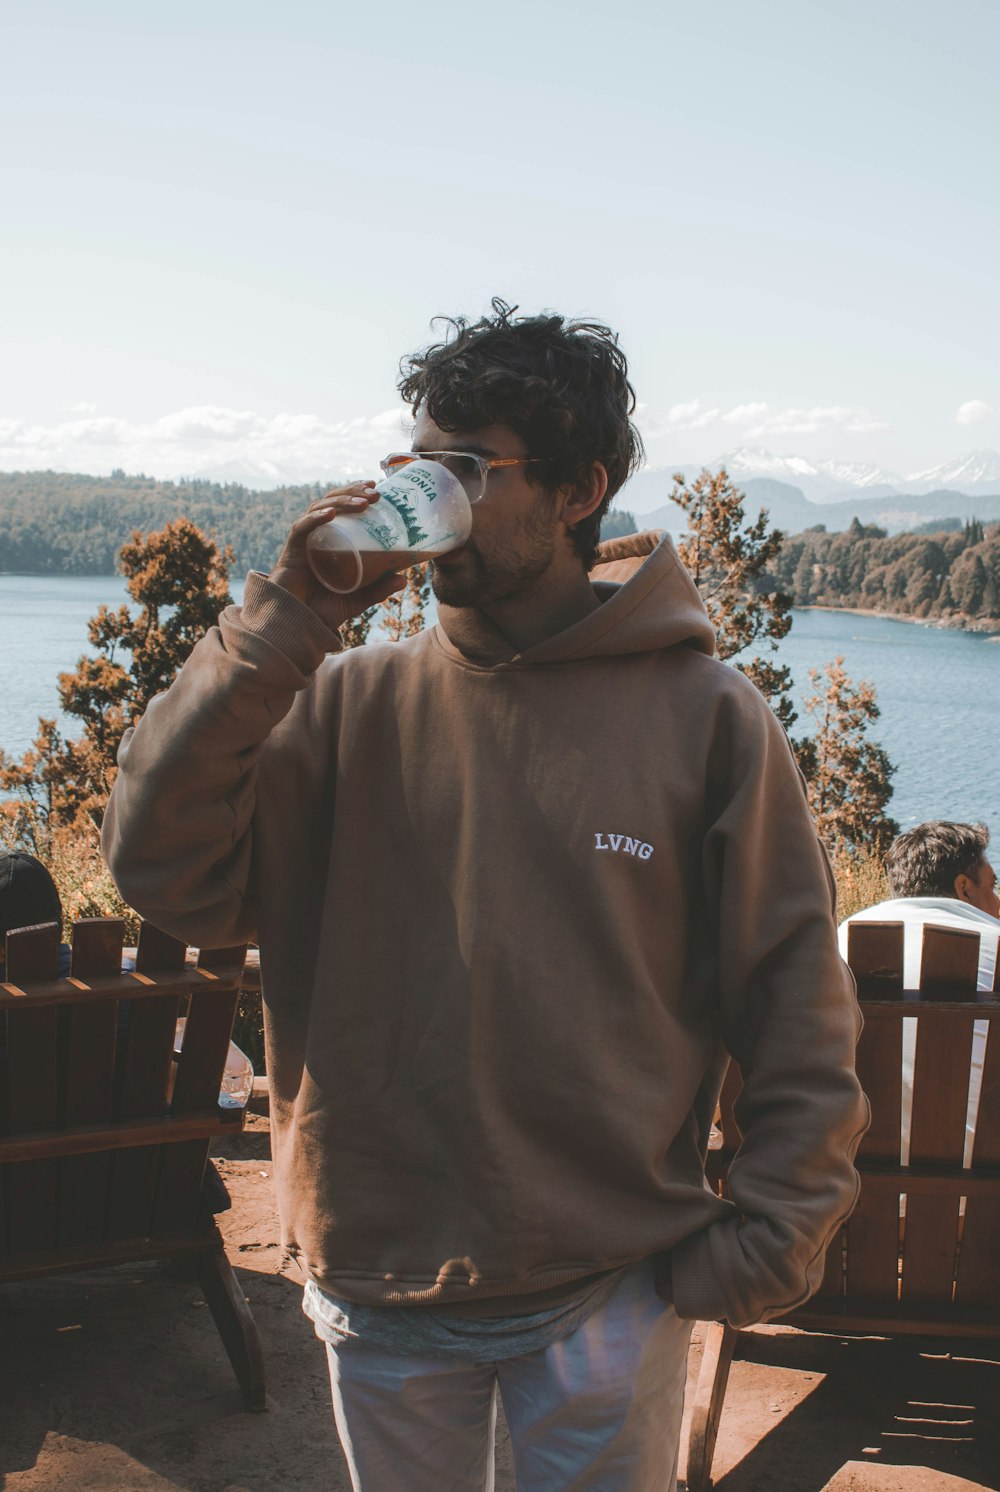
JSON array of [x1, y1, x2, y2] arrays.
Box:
[[397, 298, 643, 570], [886, 820, 991, 898]]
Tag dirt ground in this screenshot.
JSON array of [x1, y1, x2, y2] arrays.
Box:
[[2, 1114, 997, 1492]]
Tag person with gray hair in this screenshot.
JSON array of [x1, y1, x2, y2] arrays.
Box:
[[839, 819, 996, 1166]]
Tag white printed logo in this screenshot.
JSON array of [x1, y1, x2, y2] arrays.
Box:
[[594, 832, 654, 861]]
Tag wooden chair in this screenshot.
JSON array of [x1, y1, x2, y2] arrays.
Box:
[[0, 915, 266, 1411], [686, 920, 1000, 1490]]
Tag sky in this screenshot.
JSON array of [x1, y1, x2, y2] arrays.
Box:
[[2, 0, 999, 500]]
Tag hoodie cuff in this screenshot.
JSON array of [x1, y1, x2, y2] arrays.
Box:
[[668, 1223, 738, 1326], [238, 571, 343, 673]]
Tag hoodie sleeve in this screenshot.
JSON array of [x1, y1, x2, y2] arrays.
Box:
[[668, 677, 870, 1329], [102, 572, 341, 950]]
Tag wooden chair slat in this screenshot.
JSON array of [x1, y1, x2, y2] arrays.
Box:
[[7, 1006, 58, 1135], [0, 1010, 7, 1140], [65, 1003, 117, 1128], [0, 1113, 240, 1164], [954, 1200, 1000, 1307], [900, 1194, 962, 1303], [919, 924, 980, 1001], [173, 989, 240, 1115], [4, 922, 61, 983], [901, 1003, 974, 1304], [956, 1017, 1000, 1306], [847, 921, 904, 1001], [117, 997, 178, 1121], [855, 1010, 903, 1161], [970, 1017, 1000, 1168], [135, 922, 187, 974], [844, 1189, 901, 1299], [59, 993, 118, 1249], [5, 925, 62, 1157], [152, 1138, 210, 1234], [71, 918, 126, 977], [106, 1145, 160, 1240], [6, 1162, 59, 1255], [59, 1152, 111, 1249], [909, 1008, 976, 1164], [3, 925, 62, 1257], [196, 946, 248, 972], [108, 987, 178, 1243]]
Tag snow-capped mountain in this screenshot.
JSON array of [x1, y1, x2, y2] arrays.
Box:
[[817, 459, 904, 491], [905, 449, 1000, 495], [715, 447, 831, 497], [712, 448, 903, 501], [694, 446, 1000, 501]]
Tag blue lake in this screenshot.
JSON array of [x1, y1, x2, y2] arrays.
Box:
[[0, 574, 993, 839]]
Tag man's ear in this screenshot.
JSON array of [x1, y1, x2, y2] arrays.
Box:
[[954, 873, 974, 904], [558, 462, 609, 529]]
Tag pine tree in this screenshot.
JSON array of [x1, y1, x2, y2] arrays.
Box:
[[0, 518, 233, 848], [672, 468, 796, 728], [797, 657, 898, 854], [672, 470, 898, 854]]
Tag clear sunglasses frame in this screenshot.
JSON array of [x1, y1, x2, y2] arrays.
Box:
[[380, 450, 546, 504]]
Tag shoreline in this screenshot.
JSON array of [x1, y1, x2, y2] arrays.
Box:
[[799, 603, 1000, 638]]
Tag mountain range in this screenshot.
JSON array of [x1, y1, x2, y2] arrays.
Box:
[[626, 446, 1000, 505], [618, 446, 1000, 537]]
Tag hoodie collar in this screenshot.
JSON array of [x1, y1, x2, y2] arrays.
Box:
[[433, 531, 717, 669]]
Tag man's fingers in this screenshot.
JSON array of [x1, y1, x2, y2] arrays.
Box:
[[294, 497, 370, 538], [306, 481, 378, 514]]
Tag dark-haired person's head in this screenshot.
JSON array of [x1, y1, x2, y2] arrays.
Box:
[[397, 299, 643, 607], [887, 821, 999, 916], [0, 851, 63, 968]]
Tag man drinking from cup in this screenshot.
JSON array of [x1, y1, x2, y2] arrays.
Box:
[[104, 300, 867, 1491]]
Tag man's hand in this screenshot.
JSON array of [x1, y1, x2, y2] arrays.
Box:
[[268, 482, 407, 629]]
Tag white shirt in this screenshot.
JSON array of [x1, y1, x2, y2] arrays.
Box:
[[838, 897, 995, 1168]]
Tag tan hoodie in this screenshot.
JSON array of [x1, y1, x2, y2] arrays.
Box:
[[103, 532, 868, 1329]]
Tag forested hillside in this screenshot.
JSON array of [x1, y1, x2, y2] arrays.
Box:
[[0, 470, 328, 574], [773, 517, 1000, 624], [0, 470, 637, 574]]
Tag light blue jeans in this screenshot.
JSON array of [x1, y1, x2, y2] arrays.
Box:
[[322, 1261, 692, 1492]]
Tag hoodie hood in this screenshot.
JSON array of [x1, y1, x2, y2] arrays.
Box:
[[435, 531, 717, 668]]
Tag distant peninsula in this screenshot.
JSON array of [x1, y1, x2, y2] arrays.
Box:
[[770, 516, 1000, 632]]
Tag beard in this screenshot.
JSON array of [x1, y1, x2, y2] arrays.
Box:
[[430, 503, 558, 610]]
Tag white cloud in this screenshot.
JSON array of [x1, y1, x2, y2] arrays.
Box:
[[956, 399, 992, 426], [666, 399, 721, 429], [722, 403, 888, 438], [0, 405, 415, 483]]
